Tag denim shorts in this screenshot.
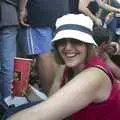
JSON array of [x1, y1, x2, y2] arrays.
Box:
[[19, 27, 53, 55]]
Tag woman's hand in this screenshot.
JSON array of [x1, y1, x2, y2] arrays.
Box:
[[107, 42, 120, 55], [19, 8, 30, 27], [94, 17, 103, 26]]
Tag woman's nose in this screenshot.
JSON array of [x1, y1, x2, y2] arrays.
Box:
[[64, 41, 73, 50]]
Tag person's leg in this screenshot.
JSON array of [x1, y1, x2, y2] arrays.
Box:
[[19, 27, 56, 95], [34, 27, 56, 95], [0, 26, 17, 98], [36, 52, 56, 95]]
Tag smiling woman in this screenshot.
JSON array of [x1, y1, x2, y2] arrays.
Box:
[[8, 14, 120, 120], [56, 39, 88, 68]]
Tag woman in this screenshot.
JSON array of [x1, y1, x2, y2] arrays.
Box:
[[8, 14, 120, 120], [79, 0, 120, 26]]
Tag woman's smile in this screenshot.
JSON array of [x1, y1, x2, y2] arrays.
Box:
[[64, 51, 79, 58], [57, 39, 87, 68]]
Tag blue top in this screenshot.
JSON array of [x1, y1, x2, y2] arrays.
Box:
[[27, 0, 70, 27]]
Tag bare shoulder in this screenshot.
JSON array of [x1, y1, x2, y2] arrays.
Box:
[[72, 67, 112, 96], [81, 67, 110, 82], [78, 67, 112, 102]]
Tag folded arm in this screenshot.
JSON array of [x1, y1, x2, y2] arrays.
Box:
[[78, 0, 102, 26], [96, 0, 120, 12]]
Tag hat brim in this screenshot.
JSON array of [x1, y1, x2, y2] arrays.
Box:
[[52, 30, 97, 46]]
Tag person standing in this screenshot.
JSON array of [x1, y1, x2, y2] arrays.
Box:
[[18, 0, 70, 95], [0, 0, 18, 99]]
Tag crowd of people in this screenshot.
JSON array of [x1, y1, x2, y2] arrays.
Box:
[[0, 0, 120, 120]]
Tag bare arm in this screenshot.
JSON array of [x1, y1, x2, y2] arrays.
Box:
[[19, 0, 28, 12], [19, 0, 29, 26], [8, 68, 111, 120], [78, 0, 102, 26], [96, 0, 120, 13], [108, 60, 120, 80], [103, 53, 120, 80]]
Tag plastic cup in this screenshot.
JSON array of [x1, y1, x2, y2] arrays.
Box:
[[12, 57, 32, 96]]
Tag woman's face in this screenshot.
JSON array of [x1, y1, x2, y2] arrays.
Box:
[[57, 38, 87, 68]]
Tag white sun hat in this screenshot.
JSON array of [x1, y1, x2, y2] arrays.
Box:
[[52, 14, 97, 46]]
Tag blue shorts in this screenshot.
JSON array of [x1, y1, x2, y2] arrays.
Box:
[[19, 27, 53, 55]]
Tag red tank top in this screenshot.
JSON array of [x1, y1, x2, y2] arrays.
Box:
[[61, 56, 120, 120]]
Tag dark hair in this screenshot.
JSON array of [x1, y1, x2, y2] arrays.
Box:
[[93, 26, 113, 46], [88, 1, 99, 15]]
